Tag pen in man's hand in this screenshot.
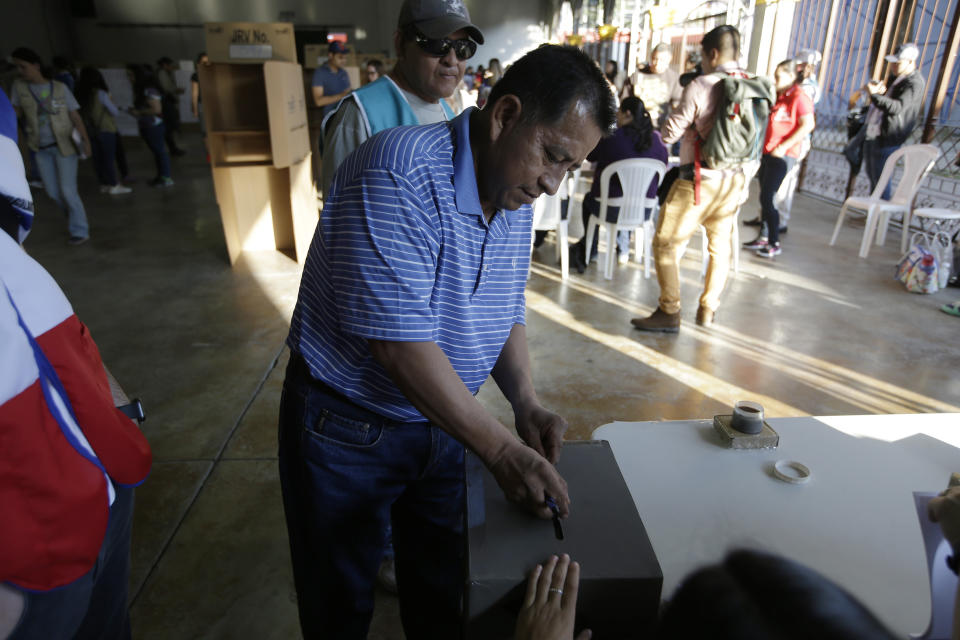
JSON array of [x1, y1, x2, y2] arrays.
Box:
[[545, 493, 564, 540]]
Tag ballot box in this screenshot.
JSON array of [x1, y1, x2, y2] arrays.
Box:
[[464, 441, 662, 639]]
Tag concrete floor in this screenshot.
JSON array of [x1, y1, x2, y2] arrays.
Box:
[[22, 130, 960, 639]]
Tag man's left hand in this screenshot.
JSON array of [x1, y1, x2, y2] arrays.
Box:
[[515, 404, 568, 464]]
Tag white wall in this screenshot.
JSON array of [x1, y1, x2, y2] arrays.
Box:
[[465, 0, 553, 67]]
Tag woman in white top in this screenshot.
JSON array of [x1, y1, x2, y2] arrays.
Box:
[[77, 67, 131, 195]]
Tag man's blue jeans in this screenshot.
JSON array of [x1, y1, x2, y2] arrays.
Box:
[[757, 154, 795, 245], [278, 353, 465, 639], [864, 139, 898, 201], [8, 485, 134, 640], [34, 146, 89, 239]]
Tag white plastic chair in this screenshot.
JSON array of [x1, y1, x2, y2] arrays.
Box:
[[584, 158, 666, 280], [531, 168, 580, 281], [829, 144, 940, 258]]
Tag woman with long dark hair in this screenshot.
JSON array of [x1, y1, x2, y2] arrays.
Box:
[[742, 59, 815, 257], [604, 60, 628, 99], [9, 47, 93, 244], [127, 64, 173, 187], [76, 67, 131, 195], [572, 96, 668, 273]]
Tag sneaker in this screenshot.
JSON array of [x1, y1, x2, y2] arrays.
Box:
[[618, 251, 630, 265], [631, 307, 681, 333], [744, 216, 763, 227], [151, 177, 175, 188], [107, 184, 132, 195], [779, 225, 788, 234], [940, 301, 960, 317], [742, 235, 768, 250], [100, 185, 111, 193], [67, 236, 89, 246], [756, 243, 782, 258]]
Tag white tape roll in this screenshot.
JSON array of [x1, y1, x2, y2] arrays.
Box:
[[773, 460, 811, 485]]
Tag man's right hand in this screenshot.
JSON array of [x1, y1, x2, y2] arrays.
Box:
[[929, 486, 960, 555], [486, 439, 570, 519]]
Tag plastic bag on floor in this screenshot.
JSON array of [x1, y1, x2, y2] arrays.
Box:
[[896, 232, 951, 294]]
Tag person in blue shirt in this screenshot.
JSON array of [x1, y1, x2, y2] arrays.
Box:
[[319, 0, 483, 198], [279, 44, 616, 640], [312, 41, 353, 119]]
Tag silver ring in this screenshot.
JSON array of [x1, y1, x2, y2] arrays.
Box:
[[549, 588, 563, 595], [773, 460, 811, 484]]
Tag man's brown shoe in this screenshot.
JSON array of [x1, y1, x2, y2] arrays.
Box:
[[696, 306, 715, 327], [631, 307, 680, 333]]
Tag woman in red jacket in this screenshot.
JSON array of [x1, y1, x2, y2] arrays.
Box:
[[743, 59, 815, 258]]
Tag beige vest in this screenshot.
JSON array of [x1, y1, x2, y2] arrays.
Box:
[[13, 79, 76, 155], [85, 91, 117, 134]]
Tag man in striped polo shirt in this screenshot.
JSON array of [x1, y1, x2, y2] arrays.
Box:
[[280, 45, 616, 639]]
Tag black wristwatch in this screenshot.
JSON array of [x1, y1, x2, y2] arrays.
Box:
[[116, 398, 146, 423]]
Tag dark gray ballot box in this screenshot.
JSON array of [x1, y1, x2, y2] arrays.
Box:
[[464, 440, 662, 639]]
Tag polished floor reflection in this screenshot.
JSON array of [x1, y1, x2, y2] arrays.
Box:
[[21, 130, 960, 639]]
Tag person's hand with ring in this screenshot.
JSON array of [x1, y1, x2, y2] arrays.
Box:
[[514, 554, 591, 640]]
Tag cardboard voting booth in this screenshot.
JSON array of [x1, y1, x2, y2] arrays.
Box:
[[199, 55, 316, 265], [465, 441, 662, 639]]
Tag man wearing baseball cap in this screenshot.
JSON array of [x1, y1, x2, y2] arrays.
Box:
[[862, 42, 925, 199], [794, 48, 822, 105], [319, 0, 483, 198], [312, 41, 353, 119]]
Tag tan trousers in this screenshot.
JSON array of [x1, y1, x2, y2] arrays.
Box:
[[653, 173, 746, 314]]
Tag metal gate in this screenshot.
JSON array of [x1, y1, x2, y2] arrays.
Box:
[[788, 0, 960, 206]]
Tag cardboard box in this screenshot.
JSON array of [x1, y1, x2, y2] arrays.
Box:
[[344, 65, 361, 91], [199, 61, 317, 265], [199, 62, 309, 168], [205, 22, 296, 64], [210, 158, 316, 265], [303, 44, 325, 70], [264, 61, 310, 168], [464, 441, 662, 639]]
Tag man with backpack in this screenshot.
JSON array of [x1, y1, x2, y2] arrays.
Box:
[[632, 25, 774, 332]]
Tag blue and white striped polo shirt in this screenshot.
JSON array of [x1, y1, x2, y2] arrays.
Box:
[[287, 108, 531, 422]]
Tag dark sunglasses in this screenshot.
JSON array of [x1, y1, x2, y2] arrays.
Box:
[[414, 33, 477, 61]]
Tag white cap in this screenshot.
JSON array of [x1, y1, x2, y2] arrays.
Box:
[[885, 43, 919, 63], [795, 49, 821, 66]]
